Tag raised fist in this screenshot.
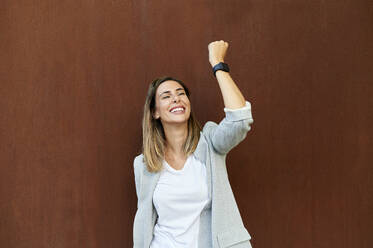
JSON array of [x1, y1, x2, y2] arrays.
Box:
[[208, 40, 229, 67]]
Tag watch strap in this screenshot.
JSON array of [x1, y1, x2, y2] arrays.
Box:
[[212, 62, 230, 76]]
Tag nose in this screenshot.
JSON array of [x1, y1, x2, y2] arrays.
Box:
[[172, 94, 180, 102]]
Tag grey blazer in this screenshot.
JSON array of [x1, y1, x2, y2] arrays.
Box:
[[133, 101, 254, 248]]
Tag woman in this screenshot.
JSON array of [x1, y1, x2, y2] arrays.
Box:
[[133, 40, 254, 248]]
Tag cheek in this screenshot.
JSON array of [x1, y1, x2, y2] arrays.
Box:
[[185, 99, 191, 108], [159, 101, 169, 114], [182, 96, 190, 104]]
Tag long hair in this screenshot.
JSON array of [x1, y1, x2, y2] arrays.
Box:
[[141, 76, 202, 173]]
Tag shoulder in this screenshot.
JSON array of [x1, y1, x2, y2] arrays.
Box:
[[202, 121, 218, 133], [202, 121, 218, 141], [133, 154, 145, 171], [134, 153, 144, 163]]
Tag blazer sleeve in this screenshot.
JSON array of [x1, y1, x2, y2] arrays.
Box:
[[203, 100, 254, 155]]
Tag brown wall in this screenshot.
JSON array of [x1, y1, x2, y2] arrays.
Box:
[[1, 1, 372, 247]]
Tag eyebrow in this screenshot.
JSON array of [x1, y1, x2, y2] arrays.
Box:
[[159, 88, 184, 96]]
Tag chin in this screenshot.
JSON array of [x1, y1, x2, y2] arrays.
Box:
[[167, 116, 190, 124]]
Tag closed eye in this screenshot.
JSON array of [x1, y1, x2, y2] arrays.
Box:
[[162, 93, 185, 99]]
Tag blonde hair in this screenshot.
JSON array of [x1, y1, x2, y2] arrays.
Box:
[[141, 76, 202, 173]]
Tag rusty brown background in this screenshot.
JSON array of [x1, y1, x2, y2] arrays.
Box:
[[1, 0, 372, 247]]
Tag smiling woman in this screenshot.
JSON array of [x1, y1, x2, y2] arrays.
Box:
[[141, 76, 202, 173], [133, 40, 254, 248]]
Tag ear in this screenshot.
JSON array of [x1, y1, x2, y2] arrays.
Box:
[[153, 109, 160, 119]]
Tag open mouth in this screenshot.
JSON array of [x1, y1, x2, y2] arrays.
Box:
[[170, 107, 185, 114]]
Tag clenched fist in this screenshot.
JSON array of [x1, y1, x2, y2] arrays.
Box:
[[208, 40, 229, 67]]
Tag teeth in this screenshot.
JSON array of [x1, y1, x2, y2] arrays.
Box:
[[171, 107, 184, 113]]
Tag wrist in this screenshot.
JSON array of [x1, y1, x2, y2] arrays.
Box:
[[210, 60, 224, 67], [212, 62, 230, 77]]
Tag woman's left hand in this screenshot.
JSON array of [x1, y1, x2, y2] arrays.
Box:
[[208, 40, 229, 67]]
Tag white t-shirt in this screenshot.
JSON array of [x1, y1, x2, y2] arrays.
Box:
[[150, 152, 211, 248]]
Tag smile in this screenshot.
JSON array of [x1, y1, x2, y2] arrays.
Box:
[[170, 107, 185, 113]]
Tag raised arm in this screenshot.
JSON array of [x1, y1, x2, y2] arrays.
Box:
[[205, 40, 254, 155], [208, 40, 246, 110]]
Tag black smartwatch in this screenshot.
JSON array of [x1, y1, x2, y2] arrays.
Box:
[[212, 62, 230, 77]]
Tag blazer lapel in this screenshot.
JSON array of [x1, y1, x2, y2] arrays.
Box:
[[194, 131, 208, 163], [194, 131, 212, 201]]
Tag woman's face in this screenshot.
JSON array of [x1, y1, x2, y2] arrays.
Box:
[[153, 80, 191, 125]]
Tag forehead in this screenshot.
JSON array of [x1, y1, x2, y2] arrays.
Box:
[[156, 80, 184, 95]]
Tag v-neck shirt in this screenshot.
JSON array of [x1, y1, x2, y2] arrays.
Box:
[[150, 153, 211, 248]]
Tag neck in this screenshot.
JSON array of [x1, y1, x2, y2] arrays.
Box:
[[163, 122, 188, 157]]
